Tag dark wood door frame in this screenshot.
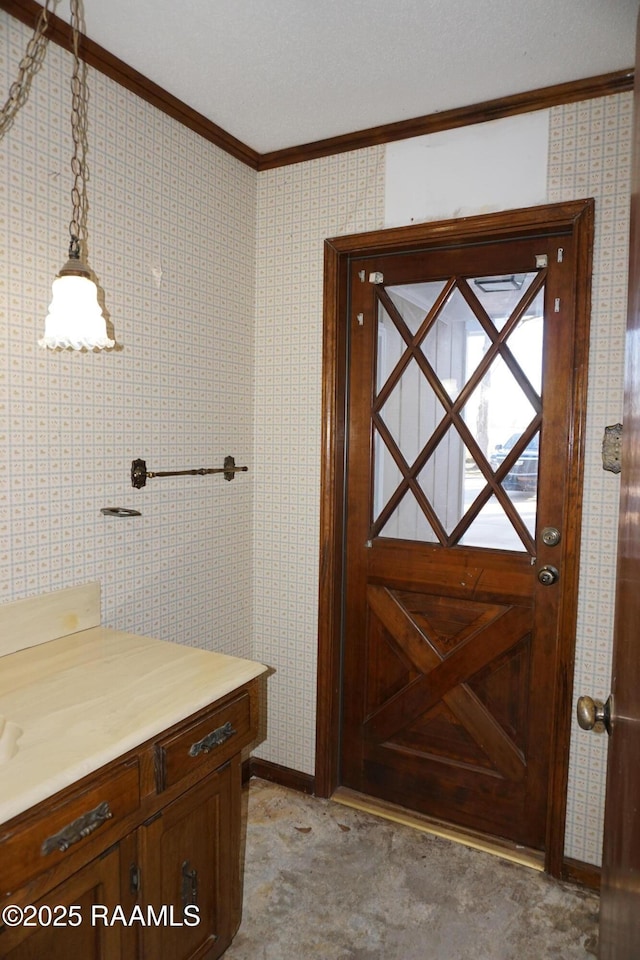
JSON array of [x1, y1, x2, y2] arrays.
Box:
[[315, 199, 594, 877]]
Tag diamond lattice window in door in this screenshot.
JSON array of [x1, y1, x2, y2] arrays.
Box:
[[373, 272, 544, 552]]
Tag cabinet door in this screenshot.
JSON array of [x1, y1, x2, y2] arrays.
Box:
[[139, 760, 239, 960], [0, 845, 122, 960]]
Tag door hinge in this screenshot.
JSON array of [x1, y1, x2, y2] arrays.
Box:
[[356, 312, 364, 326], [358, 270, 365, 282], [130, 863, 141, 894], [369, 272, 384, 284], [182, 860, 199, 909], [554, 298, 561, 313], [557, 247, 564, 262]]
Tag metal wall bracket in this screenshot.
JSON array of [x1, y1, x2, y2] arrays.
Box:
[[602, 423, 623, 474], [131, 455, 248, 488]]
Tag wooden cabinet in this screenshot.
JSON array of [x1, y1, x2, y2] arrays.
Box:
[[140, 761, 238, 960], [0, 846, 123, 960], [0, 681, 259, 960]]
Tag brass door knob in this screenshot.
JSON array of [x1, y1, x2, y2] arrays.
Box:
[[576, 695, 612, 735]]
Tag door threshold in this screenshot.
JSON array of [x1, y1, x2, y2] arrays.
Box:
[[331, 787, 544, 872]]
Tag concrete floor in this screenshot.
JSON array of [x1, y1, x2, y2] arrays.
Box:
[[225, 779, 599, 960]]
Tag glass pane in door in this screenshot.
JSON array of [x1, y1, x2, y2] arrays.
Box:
[[373, 276, 544, 553], [470, 271, 538, 331]]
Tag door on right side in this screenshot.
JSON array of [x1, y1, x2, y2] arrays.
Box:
[[340, 216, 592, 853], [598, 8, 640, 957]]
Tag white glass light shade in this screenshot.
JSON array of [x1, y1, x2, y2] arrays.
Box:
[[40, 271, 114, 350]]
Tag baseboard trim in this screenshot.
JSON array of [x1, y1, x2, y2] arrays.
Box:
[[243, 757, 316, 795], [332, 787, 544, 872], [561, 857, 601, 891]]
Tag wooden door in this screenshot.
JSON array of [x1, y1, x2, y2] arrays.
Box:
[[598, 9, 640, 957], [340, 225, 590, 851]]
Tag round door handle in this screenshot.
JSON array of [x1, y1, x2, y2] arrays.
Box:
[[537, 565, 559, 586], [576, 695, 612, 735]]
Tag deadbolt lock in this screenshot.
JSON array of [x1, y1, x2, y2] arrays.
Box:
[[537, 565, 559, 586], [541, 526, 561, 547]]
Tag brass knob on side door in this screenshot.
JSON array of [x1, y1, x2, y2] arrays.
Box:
[[576, 695, 612, 735], [537, 565, 559, 585]]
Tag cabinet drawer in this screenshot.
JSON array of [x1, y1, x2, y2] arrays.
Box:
[[0, 759, 139, 897], [155, 691, 251, 791]]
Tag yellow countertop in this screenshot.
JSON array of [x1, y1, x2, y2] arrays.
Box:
[[0, 626, 266, 826]]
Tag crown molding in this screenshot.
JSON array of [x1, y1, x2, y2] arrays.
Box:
[[1, 1, 634, 171], [0, 0, 260, 169], [258, 68, 634, 169]]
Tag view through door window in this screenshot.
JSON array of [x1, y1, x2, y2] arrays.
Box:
[[373, 272, 544, 552]]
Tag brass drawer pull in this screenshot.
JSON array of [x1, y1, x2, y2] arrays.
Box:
[[189, 721, 237, 757], [41, 801, 113, 856]]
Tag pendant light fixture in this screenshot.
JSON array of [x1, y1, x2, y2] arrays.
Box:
[[39, 0, 114, 350]]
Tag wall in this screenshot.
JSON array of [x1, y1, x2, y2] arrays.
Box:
[[253, 102, 631, 867], [1, 16, 257, 657], [253, 151, 386, 771], [549, 93, 632, 864], [385, 110, 550, 225]]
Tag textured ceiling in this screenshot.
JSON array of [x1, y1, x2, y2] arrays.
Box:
[[61, 0, 640, 153]]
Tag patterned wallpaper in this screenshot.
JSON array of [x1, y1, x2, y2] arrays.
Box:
[[1, 16, 257, 657], [548, 94, 632, 864], [252, 151, 386, 772], [1, 11, 631, 867]]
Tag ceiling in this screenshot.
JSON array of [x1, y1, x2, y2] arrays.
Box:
[[56, 0, 640, 154]]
